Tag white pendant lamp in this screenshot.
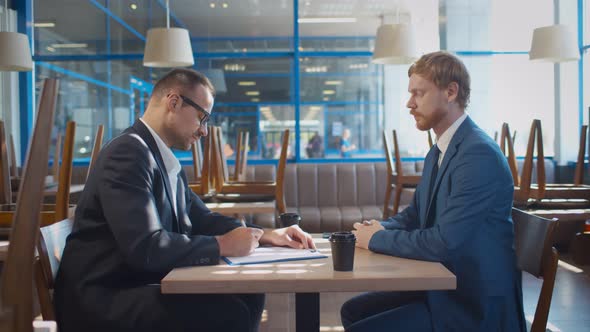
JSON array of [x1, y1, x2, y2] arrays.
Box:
[[143, 0, 194, 68], [0, 1, 33, 72], [529, 24, 579, 62], [372, 23, 417, 65]]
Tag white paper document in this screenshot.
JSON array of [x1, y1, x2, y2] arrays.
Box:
[[222, 246, 328, 266]]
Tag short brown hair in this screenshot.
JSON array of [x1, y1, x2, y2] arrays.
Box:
[[151, 68, 215, 99], [408, 51, 470, 109]]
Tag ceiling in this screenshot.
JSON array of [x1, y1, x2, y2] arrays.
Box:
[[33, 0, 425, 41]]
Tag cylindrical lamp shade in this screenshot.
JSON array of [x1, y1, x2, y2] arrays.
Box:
[[529, 24, 579, 62], [0, 32, 33, 71], [372, 24, 417, 65], [143, 27, 194, 68]]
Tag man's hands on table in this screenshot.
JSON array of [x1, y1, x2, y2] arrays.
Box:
[[260, 225, 316, 250], [216, 224, 316, 257], [352, 219, 384, 249]]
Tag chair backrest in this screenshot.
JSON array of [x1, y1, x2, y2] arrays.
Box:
[[512, 208, 558, 332], [382, 130, 395, 177], [500, 123, 519, 186], [509, 120, 545, 203], [54, 122, 75, 222], [36, 218, 73, 320], [191, 140, 203, 180], [573, 125, 588, 185], [392, 130, 404, 178], [0, 121, 12, 204], [86, 124, 104, 180], [0, 78, 59, 332], [189, 127, 211, 196], [9, 135, 18, 178], [51, 133, 62, 181], [233, 131, 249, 182]]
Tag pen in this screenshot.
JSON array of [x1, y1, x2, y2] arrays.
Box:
[[240, 217, 247, 228]]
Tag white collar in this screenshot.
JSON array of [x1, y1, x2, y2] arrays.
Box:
[[140, 118, 181, 176], [435, 112, 468, 156]]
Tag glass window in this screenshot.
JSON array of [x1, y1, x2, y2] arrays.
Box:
[[34, 1, 107, 55], [196, 58, 292, 104], [443, 0, 553, 51]]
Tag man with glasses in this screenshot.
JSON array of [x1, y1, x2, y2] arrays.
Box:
[[54, 68, 315, 332]]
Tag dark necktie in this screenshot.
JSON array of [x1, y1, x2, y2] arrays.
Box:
[[425, 146, 440, 227], [428, 146, 440, 197]]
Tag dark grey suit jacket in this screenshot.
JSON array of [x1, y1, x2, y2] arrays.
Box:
[[54, 121, 241, 331]]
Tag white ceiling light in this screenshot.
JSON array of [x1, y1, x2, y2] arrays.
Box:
[[143, 0, 194, 68], [0, 1, 33, 71], [529, 24, 579, 63], [372, 23, 417, 65]]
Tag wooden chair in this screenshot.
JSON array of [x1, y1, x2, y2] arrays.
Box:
[[512, 208, 558, 332], [526, 120, 590, 200], [233, 131, 249, 182], [211, 126, 289, 215], [35, 218, 73, 321], [500, 123, 520, 188], [382, 130, 421, 218], [0, 121, 75, 230], [0, 78, 59, 332], [86, 124, 104, 180], [188, 129, 213, 197], [509, 120, 590, 209], [51, 133, 62, 184], [9, 135, 18, 179], [0, 122, 12, 205]]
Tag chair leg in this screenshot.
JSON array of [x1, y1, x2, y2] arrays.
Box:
[[393, 186, 403, 215]]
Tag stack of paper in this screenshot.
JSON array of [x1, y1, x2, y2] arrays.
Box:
[[222, 246, 327, 266]]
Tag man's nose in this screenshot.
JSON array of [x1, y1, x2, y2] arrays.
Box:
[[198, 125, 208, 137]]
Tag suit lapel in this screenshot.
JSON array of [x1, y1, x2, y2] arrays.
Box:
[[131, 121, 179, 228], [423, 117, 476, 227]]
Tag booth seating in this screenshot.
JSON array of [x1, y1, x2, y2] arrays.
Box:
[[69, 158, 556, 233]]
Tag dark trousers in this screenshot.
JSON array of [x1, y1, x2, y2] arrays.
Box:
[[56, 285, 265, 332], [340, 291, 433, 332]]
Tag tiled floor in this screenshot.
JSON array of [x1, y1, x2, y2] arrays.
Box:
[[260, 255, 590, 332]]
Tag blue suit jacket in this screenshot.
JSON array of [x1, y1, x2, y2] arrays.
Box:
[[370, 117, 526, 331]]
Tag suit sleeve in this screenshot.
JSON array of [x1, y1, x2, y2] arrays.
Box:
[[98, 137, 223, 272], [369, 143, 513, 262]]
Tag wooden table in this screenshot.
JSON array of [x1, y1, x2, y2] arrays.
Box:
[[162, 236, 456, 332], [205, 201, 275, 215]]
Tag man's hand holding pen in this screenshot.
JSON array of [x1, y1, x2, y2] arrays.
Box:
[[216, 218, 263, 257]]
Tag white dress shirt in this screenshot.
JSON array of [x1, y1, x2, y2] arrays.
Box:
[[139, 118, 182, 215], [435, 112, 468, 166]]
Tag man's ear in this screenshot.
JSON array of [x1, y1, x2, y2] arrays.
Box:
[[447, 82, 459, 103], [166, 94, 179, 112]]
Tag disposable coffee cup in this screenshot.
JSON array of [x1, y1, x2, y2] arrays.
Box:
[[329, 232, 356, 271], [279, 213, 301, 228]]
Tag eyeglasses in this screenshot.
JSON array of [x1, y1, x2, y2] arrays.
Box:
[[179, 94, 210, 127]]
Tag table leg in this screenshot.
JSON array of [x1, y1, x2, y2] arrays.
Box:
[[295, 292, 319, 332]]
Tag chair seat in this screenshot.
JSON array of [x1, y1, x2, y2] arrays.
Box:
[[530, 184, 590, 199], [527, 198, 590, 210], [214, 193, 275, 203], [0, 204, 76, 228]]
